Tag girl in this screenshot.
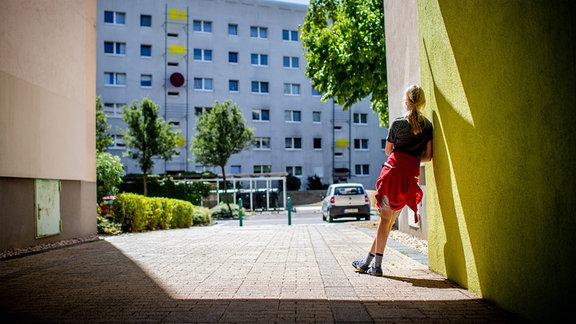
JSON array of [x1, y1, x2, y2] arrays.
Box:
[[353, 84, 433, 276]]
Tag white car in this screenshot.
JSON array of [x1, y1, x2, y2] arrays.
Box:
[[321, 183, 371, 222]]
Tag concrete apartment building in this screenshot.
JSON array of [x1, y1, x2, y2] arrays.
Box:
[[96, 0, 388, 191]]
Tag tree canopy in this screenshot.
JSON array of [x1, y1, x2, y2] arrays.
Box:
[[191, 100, 254, 209], [300, 0, 389, 125], [96, 96, 113, 153], [121, 98, 180, 195]]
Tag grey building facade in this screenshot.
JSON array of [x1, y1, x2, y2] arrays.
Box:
[[96, 0, 388, 190]]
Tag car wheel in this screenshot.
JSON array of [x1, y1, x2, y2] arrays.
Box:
[[365, 215, 370, 221]]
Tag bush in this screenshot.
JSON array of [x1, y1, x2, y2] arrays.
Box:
[[119, 175, 212, 205], [286, 173, 301, 191], [97, 216, 123, 235], [210, 202, 241, 219], [110, 193, 209, 232], [96, 152, 124, 201], [307, 175, 327, 190], [192, 206, 212, 225]]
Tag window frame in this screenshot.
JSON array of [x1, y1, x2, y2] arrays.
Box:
[[104, 72, 126, 86], [140, 14, 152, 27], [252, 109, 270, 122], [283, 83, 301, 96], [285, 137, 302, 150], [193, 77, 214, 91], [140, 74, 152, 88], [104, 41, 126, 56], [251, 81, 269, 94]]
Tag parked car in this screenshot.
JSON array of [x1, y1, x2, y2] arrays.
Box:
[[321, 183, 371, 222]]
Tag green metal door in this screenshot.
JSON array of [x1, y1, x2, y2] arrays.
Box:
[[35, 179, 61, 238]]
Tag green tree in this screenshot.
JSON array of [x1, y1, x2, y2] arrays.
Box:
[[121, 98, 180, 196], [96, 96, 113, 153], [191, 100, 254, 212], [96, 152, 124, 200], [300, 0, 389, 125]]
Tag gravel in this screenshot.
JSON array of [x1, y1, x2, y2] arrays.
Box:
[[388, 229, 428, 255], [0, 235, 101, 260]]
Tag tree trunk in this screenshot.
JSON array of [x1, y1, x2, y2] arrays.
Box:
[[220, 165, 232, 215], [143, 172, 148, 196]]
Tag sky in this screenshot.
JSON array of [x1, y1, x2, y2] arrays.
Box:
[[271, 0, 310, 5]]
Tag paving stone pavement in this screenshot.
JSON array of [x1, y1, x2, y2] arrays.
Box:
[[0, 222, 521, 323]]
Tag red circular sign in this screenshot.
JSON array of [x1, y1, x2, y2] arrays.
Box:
[[170, 72, 185, 87]]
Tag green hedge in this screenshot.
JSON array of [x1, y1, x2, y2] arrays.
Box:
[[118, 175, 213, 205], [111, 193, 210, 232]]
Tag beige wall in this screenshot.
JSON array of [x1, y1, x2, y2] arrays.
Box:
[[0, 0, 96, 182], [0, 0, 97, 251], [383, 0, 427, 239]]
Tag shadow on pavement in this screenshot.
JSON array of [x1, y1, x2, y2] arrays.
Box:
[[0, 237, 520, 323]]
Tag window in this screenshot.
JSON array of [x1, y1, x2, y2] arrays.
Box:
[[103, 103, 125, 118], [140, 14, 152, 27], [285, 137, 302, 149], [252, 109, 270, 121], [140, 74, 152, 87], [140, 45, 152, 57], [104, 72, 126, 86], [354, 139, 369, 150], [104, 11, 125, 25], [282, 29, 299, 41], [251, 81, 269, 93], [228, 24, 238, 35], [381, 139, 387, 150], [312, 111, 321, 123], [110, 134, 125, 148], [167, 32, 179, 38], [194, 106, 212, 116], [193, 20, 212, 32], [250, 26, 268, 38], [167, 62, 179, 67], [251, 53, 268, 66], [228, 52, 238, 63], [229, 80, 239, 92], [353, 113, 368, 124], [253, 137, 271, 150], [253, 165, 271, 174], [284, 110, 301, 122], [313, 138, 322, 149], [283, 83, 300, 95], [104, 41, 126, 55], [311, 87, 321, 96], [282, 56, 299, 68], [355, 164, 370, 176], [193, 78, 213, 91], [286, 166, 302, 176], [231, 165, 241, 174], [193, 49, 212, 62]]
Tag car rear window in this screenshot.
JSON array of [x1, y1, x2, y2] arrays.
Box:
[[334, 186, 364, 195]]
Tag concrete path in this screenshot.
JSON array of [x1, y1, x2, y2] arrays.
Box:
[[0, 223, 519, 323]]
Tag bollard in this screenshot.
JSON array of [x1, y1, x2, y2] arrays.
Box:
[[238, 198, 243, 227], [287, 197, 292, 225]]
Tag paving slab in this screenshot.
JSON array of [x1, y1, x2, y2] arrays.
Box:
[[0, 223, 520, 323]]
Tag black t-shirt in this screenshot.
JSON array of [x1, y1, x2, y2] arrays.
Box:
[[387, 116, 433, 159]]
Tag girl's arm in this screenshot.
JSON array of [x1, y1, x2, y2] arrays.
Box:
[[421, 140, 433, 162], [385, 141, 394, 156]]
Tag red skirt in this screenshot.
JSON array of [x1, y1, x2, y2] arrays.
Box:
[[375, 152, 422, 223]]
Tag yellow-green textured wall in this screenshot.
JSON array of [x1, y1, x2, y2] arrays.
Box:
[[418, 1, 575, 321]]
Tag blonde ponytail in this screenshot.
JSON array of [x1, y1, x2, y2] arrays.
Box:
[[404, 85, 426, 135]]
